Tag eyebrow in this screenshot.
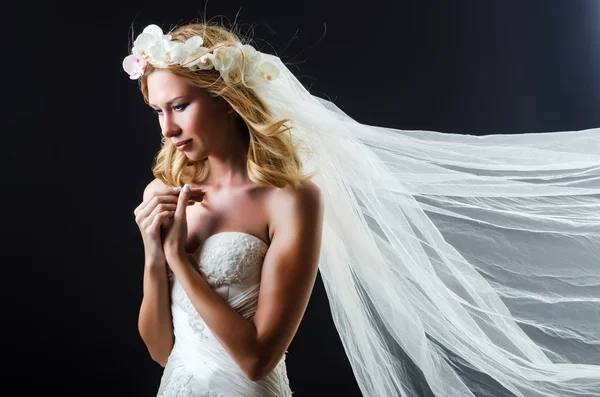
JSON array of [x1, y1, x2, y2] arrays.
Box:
[[148, 96, 187, 108]]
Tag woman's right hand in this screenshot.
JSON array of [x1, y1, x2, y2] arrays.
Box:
[[134, 187, 201, 262]]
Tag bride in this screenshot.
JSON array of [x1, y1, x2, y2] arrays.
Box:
[[128, 20, 600, 397]]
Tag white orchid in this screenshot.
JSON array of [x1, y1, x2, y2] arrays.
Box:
[[182, 36, 213, 70], [122, 24, 279, 84], [210, 46, 244, 83], [184, 35, 204, 49], [212, 46, 241, 73], [257, 61, 280, 81], [149, 40, 186, 68], [241, 44, 262, 78], [131, 24, 169, 61], [142, 24, 169, 41]]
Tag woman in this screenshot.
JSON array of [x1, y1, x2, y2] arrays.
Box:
[[130, 23, 323, 396], [127, 21, 600, 397]]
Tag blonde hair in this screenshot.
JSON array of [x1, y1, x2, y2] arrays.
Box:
[[137, 21, 316, 190]]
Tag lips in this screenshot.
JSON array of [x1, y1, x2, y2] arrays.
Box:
[[174, 139, 192, 147]]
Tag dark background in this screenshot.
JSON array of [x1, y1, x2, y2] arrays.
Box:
[[5, 1, 600, 396]]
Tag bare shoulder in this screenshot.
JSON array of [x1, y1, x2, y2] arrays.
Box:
[[267, 180, 324, 238], [271, 180, 322, 203], [268, 180, 323, 213], [142, 177, 168, 201]]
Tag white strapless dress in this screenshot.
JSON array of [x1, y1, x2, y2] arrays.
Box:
[[157, 232, 293, 397]]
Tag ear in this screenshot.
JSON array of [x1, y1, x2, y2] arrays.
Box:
[[207, 91, 234, 115], [223, 100, 235, 115]]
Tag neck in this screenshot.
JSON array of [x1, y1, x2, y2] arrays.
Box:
[[203, 118, 251, 189]]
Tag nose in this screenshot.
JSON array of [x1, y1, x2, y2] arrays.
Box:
[[160, 113, 181, 138]]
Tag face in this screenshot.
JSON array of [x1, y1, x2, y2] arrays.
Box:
[[146, 70, 233, 161]]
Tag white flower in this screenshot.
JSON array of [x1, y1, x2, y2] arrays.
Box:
[[257, 61, 280, 81], [184, 50, 214, 70], [182, 36, 213, 70], [184, 35, 204, 49], [223, 65, 243, 84], [131, 24, 168, 61], [213, 46, 253, 84], [242, 45, 263, 68], [183, 36, 205, 60], [162, 41, 186, 65], [241, 44, 262, 78], [142, 24, 167, 40], [132, 34, 157, 61], [192, 52, 215, 71], [148, 40, 186, 68], [212, 46, 241, 73]]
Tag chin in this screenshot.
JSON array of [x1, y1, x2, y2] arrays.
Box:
[[186, 152, 207, 163]]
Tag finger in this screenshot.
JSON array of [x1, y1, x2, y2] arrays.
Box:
[[149, 203, 177, 219], [162, 186, 181, 195], [144, 187, 181, 207], [136, 186, 181, 219], [151, 210, 174, 232], [175, 184, 191, 218], [175, 188, 205, 202], [141, 203, 177, 228], [137, 196, 178, 222], [141, 192, 178, 211]]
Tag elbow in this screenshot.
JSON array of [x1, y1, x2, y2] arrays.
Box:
[[245, 353, 280, 382], [147, 344, 173, 368], [246, 366, 266, 382], [151, 353, 169, 368], [139, 332, 173, 368], [246, 367, 263, 382], [244, 356, 265, 382]]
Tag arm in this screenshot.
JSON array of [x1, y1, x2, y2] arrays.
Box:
[[139, 262, 174, 367], [138, 181, 175, 367], [251, 181, 324, 380], [165, 181, 324, 381]]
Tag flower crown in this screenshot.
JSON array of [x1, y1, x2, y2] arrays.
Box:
[[122, 24, 280, 84]]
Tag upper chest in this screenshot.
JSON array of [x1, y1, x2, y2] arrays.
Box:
[[184, 185, 274, 252]]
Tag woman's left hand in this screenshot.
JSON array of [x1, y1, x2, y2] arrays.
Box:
[[163, 183, 193, 262]]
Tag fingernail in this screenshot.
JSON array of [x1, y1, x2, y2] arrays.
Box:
[[173, 187, 181, 192], [183, 184, 190, 193]]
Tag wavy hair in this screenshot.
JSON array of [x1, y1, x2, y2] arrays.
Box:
[[136, 22, 316, 190]]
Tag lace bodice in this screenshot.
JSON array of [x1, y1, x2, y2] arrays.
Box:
[[158, 232, 293, 397], [193, 231, 269, 287], [170, 231, 269, 339]]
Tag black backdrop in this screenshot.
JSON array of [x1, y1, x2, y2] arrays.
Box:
[[5, 1, 600, 396]]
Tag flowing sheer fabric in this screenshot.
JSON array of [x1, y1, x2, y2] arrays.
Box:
[[252, 52, 600, 396]]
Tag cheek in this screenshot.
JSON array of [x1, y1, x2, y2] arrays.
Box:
[[184, 102, 224, 138], [181, 111, 196, 127], [178, 112, 202, 136], [194, 113, 223, 136]]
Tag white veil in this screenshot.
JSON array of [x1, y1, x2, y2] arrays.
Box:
[[254, 52, 600, 397]]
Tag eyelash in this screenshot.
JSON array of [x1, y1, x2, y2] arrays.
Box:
[[153, 103, 188, 116]]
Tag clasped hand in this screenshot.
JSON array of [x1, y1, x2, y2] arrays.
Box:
[[162, 184, 205, 261]]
